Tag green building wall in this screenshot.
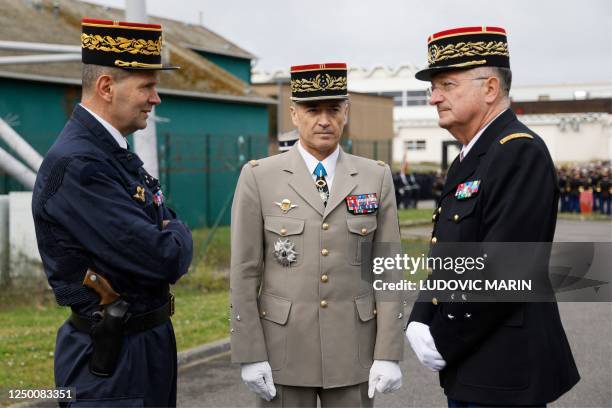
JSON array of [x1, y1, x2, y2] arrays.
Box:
[[0, 78, 269, 227], [193, 50, 252, 84]]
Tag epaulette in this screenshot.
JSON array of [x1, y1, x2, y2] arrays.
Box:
[[499, 133, 534, 145], [249, 160, 259, 167], [376, 160, 386, 166]]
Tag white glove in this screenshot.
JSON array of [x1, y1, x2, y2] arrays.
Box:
[[367, 360, 402, 398], [240, 361, 277, 401], [405, 321, 446, 372]]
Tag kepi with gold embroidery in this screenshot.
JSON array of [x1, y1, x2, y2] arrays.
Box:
[[290, 63, 348, 102], [81, 18, 178, 70], [415, 26, 510, 81]]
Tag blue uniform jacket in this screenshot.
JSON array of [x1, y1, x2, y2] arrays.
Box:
[[32, 104, 193, 406]]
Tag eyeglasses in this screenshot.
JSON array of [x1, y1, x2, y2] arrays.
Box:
[[426, 77, 489, 98]]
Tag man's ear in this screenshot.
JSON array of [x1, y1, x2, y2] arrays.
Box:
[[343, 102, 350, 126], [95, 75, 114, 103], [483, 76, 500, 104]]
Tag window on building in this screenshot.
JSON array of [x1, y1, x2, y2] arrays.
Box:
[[538, 94, 550, 101], [405, 140, 427, 151], [405, 90, 428, 106], [378, 91, 403, 107]]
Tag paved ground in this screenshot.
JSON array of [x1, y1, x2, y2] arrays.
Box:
[[177, 219, 612, 407]]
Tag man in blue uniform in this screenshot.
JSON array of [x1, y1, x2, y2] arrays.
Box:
[[405, 26, 579, 406], [32, 18, 193, 406]]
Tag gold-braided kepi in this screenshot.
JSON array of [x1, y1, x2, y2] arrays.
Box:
[[290, 63, 348, 102], [415, 26, 510, 81], [81, 18, 178, 70]]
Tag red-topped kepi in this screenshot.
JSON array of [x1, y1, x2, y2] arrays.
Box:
[[415, 26, 510, 81], [81, 18, 178, 70], [290, 63, 348, 102]]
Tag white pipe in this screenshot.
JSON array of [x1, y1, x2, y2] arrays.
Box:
[[126, 0, 147, 22], [126, 0, 159, 178], [0, 54, 81, 65], [0, 147, 36, 189], [0, 118, 43, 171], [0, 40, 80, 53]]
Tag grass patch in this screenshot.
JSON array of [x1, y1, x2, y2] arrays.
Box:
[[0, 224, 233, 403], [398, 208, 433, 224], [557, 212, 611, 221], [0, 287, 229, 405]]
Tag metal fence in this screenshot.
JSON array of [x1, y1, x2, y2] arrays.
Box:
[[158, 132, 268, 229]]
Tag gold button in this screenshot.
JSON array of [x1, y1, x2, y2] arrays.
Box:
[[373, 309, 377, 315], [320, 300, 328, 308], [361, 227, 367, 235], [453, 214, 460, 222], [431, 237, 438, 244], [280, 228, 287, 236], [321, 249, 329, 256], [261, 311, 267, 317], [432, 297, 438, 305], [432, 214, 437, 222], [437, 207, 442, 214], [321, 274, 329, 283], [322, 223, 329, 230]]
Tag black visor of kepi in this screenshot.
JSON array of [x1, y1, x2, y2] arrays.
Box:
[[81, 18, 179, 70], [415, 26, 510, 81]]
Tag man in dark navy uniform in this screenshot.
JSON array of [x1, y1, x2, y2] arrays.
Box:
[[32, 18, 192, 407], [405, 26, 579, 406]]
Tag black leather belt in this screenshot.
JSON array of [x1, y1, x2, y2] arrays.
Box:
[[69, 294, 174, 335]]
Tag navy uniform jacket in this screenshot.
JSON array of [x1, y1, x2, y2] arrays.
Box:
[[408, 109, 579, 405], [32, 105, 193, 406]]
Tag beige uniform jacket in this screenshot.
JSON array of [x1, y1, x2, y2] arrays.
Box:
[[230, 145, 404, 389]]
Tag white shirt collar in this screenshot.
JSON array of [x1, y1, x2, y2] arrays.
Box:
[[297, 140, 340, 190], [460, 108, 508, 160], [80, 104, 128, 149]]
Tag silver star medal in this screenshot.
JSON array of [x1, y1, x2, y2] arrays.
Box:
[[273, 238, 298, 266]]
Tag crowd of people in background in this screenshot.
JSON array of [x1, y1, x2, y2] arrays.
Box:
[[558, 163, 611, 215], [393, 161, 611, 217]]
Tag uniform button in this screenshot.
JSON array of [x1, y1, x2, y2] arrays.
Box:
[[432, 297, 438, 305], [321, 248, 329, 256], [432, 213, 438, 222], [322, 223, 329, 230], [453, 214, 460, 222], [373, 309, 377, 315], [437, 207, 442, 214], [261, 311, 267, 317], [236, 315, 241, 321], [230, 328, 235, 333], [398, 312, 403, 319], [431, 236, 438, 244], [321, 274, 329, 283], [280, 228, 287, 236], [361, 228, 367, 235], [320, 300, 328, 308]]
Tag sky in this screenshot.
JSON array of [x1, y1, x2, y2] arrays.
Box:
[[84, 0, 612, 86]]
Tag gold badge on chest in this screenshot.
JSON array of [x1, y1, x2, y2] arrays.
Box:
[[133, 185, 146, 202], [274, 198, 298, 213]]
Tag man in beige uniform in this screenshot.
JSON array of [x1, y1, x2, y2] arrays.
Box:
[[230, 63, 404, 407]]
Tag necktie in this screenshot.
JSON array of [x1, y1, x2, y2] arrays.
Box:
[[314, 162, 329, 206], [460, 150, 465, 162]]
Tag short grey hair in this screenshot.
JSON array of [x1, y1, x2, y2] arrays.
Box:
[[475, 66, 512, 97], [81, 64, 130, 95]]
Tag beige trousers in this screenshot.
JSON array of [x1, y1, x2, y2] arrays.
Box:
[[256, 383, 373, 408]]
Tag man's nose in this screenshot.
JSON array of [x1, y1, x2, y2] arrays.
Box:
[[150, 89, 161, 105], [428, 89, 444, 105], [317, 113, 331, 127]]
